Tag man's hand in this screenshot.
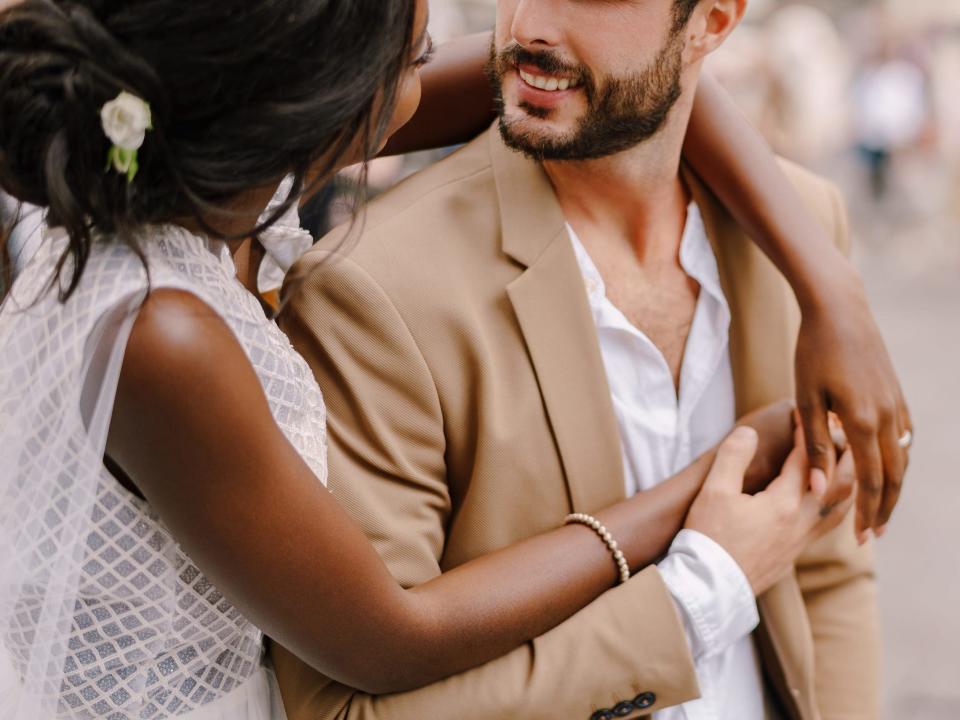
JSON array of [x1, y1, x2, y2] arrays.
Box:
[[685, 426, 855, 596], [795, 280, 912, 542]]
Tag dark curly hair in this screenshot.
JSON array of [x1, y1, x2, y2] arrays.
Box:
[[0, 0, 417, 299]]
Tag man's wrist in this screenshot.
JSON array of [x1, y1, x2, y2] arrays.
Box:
[[658, 529, 759, 661]]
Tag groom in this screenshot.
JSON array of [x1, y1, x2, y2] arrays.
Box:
[[275, 0, 878, 718]]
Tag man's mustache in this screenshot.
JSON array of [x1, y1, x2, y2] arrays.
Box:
[[495, 43, 594, 90]]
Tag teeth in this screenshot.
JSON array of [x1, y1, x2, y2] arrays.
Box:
[[519, 69, 579, 92]]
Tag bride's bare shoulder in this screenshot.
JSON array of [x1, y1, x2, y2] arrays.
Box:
[[108, 288, 273, 477], [121, 288, 248, 386]]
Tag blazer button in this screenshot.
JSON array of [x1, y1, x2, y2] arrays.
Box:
[[590, 710, 615, 720], [633, 692, 657, 710], [614, 701, 635, 716]]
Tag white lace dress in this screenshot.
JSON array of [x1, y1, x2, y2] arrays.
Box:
[[0, 221, 327, 720]]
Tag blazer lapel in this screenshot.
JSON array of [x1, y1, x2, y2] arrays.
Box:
[[686, 166, 818, 720], [491, 131, 626, 513], [684, 164, 801, 417], [493, 146, 820, 716]]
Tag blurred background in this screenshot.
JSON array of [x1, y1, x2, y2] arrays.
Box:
[[403, 1, 958, 717]]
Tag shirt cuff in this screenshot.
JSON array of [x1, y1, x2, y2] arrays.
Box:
[[657, 528, 759, 661]]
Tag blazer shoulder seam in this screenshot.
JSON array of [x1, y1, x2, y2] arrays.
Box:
[[362, 164, 495, 235]]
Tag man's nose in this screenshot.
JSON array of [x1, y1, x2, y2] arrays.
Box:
[[510, 0, 563, 49]]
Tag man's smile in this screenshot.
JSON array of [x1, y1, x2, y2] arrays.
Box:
[[517, 64, 582, 92]]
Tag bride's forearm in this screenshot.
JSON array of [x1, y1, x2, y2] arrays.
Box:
[[393, 451, 712, 690], [683, 73, 856, 308], [391, 402, 792, 690]]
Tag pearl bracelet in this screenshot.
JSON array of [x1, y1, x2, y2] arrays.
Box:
[[565, 513, 631, 585]]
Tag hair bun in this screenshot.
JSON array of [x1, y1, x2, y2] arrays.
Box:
[[1, 0, 417, 303], [0, 0, 162, 207]]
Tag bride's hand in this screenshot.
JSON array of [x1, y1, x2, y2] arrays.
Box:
[[736, 400, 795, 495], [795, 276, 912, 541]]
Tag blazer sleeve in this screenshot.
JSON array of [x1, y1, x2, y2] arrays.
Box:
[[794, 180, 881, 720], [273, 251, 700, 720]]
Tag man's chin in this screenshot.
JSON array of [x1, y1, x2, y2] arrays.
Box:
[[501, 106, 575, 141], [498, 115, 573, 161]]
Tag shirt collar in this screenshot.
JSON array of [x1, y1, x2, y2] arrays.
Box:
[[566, 202, 727, 312]]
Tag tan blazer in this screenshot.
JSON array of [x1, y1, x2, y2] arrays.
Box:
[[273, 129, 880, 720]]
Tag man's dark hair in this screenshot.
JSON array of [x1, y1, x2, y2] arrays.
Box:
[[0, 0, 417, 300]]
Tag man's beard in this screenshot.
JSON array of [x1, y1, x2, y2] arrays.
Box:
[[485, 34, 685, 162]]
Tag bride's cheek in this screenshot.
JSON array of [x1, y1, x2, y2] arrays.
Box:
[[386, 72, 423, 139]]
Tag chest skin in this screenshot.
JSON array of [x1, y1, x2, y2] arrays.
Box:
[[579, 231, 701, 390]]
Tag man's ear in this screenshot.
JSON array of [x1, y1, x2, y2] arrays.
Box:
[[684, 0, 747, 62]]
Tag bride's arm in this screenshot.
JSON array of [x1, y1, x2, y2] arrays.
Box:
[[107, 289, 788, 695], [683, 75, 910, 536], [386, 32, 910, 536]]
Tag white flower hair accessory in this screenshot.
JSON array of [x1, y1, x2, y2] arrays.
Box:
[[100, 91, 153, 183]]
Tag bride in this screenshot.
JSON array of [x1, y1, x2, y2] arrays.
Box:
[[0, 0, 907, 719]]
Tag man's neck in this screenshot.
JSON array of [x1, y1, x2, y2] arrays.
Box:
[[542, 108, 692, 263], [540, 107, 699, 390]]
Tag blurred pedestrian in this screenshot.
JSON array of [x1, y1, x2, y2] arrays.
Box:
[[763, 4, 852, 166], [853, 43, 930, 199]]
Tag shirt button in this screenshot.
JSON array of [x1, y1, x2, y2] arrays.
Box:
[[614, 701, 635, 716], [590, 710, 614, 720]]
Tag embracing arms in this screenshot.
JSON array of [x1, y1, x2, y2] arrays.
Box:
[[387, 32, 911, 538], [106, 289, 789, 698]]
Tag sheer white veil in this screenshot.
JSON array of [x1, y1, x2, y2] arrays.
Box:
[[0, 178, 310, 719], [0, 228, 148, 719]]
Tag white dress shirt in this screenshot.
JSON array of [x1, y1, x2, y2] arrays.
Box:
[[567, 204, 768, 720]]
